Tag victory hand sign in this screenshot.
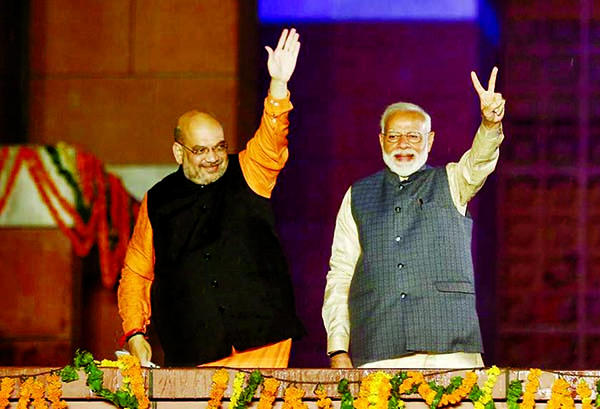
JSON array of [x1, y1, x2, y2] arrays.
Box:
[[266, 28, 301, 99], [471, 66, 505, 129]]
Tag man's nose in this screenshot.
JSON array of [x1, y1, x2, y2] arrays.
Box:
[[204, 148, 218, 162], [397, 135, 412, 147]]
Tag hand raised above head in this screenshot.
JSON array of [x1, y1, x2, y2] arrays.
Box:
[[265, 28, 301, 84], [471, 66, 506, 127]]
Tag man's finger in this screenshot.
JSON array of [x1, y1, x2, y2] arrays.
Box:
[[471, 71, 485, 95], [276, 28, 288, 50], [284, 28, 298, 49], [487, 66, 498, 93]]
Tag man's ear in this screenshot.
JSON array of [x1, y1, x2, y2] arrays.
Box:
[[172, 142, 183, 164], [427, 131, 435, 153]]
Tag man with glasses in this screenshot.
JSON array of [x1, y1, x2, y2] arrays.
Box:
[[117, 28, 305, 368], [322, 67, 505, 369]]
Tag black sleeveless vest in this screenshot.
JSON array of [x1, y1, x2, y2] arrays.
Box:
[[147, 155, 305, 366], [349, 166, 482, 366]]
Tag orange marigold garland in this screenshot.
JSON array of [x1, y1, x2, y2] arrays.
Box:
[[398, 371, 424, 394], [355, 371, 392, 409], [17, 377, 34, 409], [314, 384, 332, 409], [0, 378, 15, 409], [520, 369, 542, 409], [208, 369, 229, 409], [30, 378, 46, 409], [416, 371, 478, 409], [576, 379, 592, 409], [547, 378, 574, 409], [258, 377, 281, 409], [46, 373, 67, 409], [439, 372, 478, 407], [99, 353, 149, 409], [119, 354, 149, 409], [282, 385, 308, 409]]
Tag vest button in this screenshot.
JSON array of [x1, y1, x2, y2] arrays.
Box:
[[395, 236, 401, 242], [400, 292, 407, 299], [395, 206, 401, 213], [397, 263, 404, 269], [204, 253, 211, 261], [211, 280, 218, 288]]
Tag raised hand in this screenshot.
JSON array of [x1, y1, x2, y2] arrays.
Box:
[[471, 66, 505, 128], [265, 28, 301, 98]]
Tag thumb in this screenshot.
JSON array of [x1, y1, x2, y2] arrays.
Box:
[[265, 46, 274, 59]]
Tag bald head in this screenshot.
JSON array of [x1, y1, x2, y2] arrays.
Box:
[[174, 111, 224, 144]]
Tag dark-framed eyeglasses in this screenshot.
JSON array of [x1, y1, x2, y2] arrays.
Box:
[[382, 132, 424, 144], [176, 141, 228, 157]]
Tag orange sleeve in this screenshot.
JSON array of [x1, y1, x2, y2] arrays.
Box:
[[117, 194, 155, 336], [239, 91, 293, 198]]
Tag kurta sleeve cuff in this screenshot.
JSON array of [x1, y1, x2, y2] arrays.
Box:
[[327, 336, 350, 355]]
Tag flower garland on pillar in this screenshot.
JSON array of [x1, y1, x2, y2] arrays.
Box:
[[0, 144, 140, 289]]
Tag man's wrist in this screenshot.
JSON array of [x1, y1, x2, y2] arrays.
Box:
[[269, 79, 288, 100], [127, 332, 146, 342], [119, 328, 146, 348]]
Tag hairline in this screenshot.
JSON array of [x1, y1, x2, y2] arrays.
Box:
[[380, 102, 432, 133]]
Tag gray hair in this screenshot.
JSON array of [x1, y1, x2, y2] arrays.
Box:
[[380, 102, 432, 133]]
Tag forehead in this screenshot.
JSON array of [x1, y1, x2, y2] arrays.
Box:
[[385, 110, 428, 131], [183, 114, 225, 147]]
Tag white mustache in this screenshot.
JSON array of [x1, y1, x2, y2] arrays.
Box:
[[392, 149, 417, 156]]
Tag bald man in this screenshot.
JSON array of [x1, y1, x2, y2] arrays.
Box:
[[117, 28, 305, 368]]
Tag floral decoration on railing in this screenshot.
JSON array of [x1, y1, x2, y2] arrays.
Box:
[[3, 350, 600, 409]]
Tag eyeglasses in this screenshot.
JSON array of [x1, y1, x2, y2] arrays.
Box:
[[382, 132, 424, 144], [177, 141, 228, 157]]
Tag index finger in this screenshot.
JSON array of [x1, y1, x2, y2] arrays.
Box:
[[470, 71, 485, 95], [487, 66, 498, 93]]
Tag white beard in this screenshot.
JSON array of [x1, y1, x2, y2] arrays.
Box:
[[382, 149, 428, 177]]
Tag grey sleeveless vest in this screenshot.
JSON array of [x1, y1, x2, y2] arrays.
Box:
[[349, 166, 483, 367]]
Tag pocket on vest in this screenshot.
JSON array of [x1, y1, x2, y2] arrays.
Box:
[[434, 281, 474, 294]]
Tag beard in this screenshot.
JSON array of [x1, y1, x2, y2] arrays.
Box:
[[382, 148, 428, 178], [182, 156, 229, 185]]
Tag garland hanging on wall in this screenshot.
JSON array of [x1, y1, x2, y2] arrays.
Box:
[[0, 144, 140, 289]]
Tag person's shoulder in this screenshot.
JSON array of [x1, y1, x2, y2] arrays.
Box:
[[147, 168, 180, 195], [352, 169, 386, 187]]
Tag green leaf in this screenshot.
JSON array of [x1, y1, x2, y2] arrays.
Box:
[[74, 349, 95, 367], [469, 384, 483, 401], [338, 378, 354, 409], [58, 365, 79, 383]]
